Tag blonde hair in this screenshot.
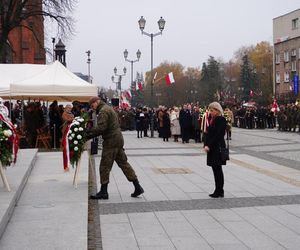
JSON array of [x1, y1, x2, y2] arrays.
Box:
[[208, 102, 223, 115]]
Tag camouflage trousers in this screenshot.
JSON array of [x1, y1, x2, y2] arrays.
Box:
[[99, 146, 137, 184]]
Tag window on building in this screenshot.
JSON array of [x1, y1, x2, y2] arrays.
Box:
[[291, 61, 297, 72], [284, 71, 290, 82], [284, 51, 289, 62], [292, 18, 299, 29], [275, 53, 280, 64], [276, 72, 280, 84], [291, 49, 297, 57]]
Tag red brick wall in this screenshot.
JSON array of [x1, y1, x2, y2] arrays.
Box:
[[7, 1, 45, 64]]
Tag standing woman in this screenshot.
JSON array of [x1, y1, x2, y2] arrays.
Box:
[[203, 102, 227, 198], [161, 107, 171, 141]]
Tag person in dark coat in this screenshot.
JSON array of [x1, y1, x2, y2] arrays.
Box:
[[135, 107, 144, 138], [49, 100, 62, 148], [179, 104, 192, 143], [161, 108, 171, 141], [204, 102, 227, 198]]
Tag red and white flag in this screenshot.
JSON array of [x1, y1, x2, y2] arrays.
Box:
[[165, 72, 175, 86]]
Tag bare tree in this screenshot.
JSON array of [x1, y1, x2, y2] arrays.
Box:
[[0, 0, 77, 62]]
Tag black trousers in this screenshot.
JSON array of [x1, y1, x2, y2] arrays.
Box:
[[212, 165, 224, 193]]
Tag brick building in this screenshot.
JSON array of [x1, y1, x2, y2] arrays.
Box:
[[3, 0, 45, 64], [273, 9, 300, 101]]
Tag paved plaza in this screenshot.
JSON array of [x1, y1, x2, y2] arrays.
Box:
[[0, 128, 300, 249]]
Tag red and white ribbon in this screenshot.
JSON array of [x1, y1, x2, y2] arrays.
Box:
[[62, 123, 72, 170], [0, 113, 19, 164]]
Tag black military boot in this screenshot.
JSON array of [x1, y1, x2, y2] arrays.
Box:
[[90, 184, 109, 200], [131, 179, 144, 197]]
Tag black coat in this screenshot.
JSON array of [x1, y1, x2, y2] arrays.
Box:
[[135, 111, 145, 131], [204, 116, 227, 167], [161, 112, 171, 138]]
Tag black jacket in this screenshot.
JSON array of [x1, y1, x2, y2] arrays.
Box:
[[204, 116, 227, 166]]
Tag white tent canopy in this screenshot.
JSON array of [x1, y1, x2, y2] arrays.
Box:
[[0, 61, 98, 102]]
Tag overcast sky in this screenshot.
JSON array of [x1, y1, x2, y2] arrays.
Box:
[[60, 0, 300, 90]]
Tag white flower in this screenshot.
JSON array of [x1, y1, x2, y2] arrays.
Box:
[[3, 129, 12, 137], [71, 133, 75, 137], [79, 118, 84, 122], [75, 122, 80, 125], [79, 127, 84, 131], [73, 140, 78, 145], [77, 135, 82, 140], [74, 146, 78, 151], [68, 136, 73, 140], [74, 128, 78, 132]]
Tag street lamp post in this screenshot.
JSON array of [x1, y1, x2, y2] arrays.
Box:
[[112, 67, 126, 104], [124, 49, 141, 101], [138, 16, 166, 137], [86, 50, 91, 83]]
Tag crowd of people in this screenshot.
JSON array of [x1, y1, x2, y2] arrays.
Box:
[[117, 102, 300, 144], [3, 100, 86, 148], [2, 97, 299, 199], [2, 99, 300, 150]]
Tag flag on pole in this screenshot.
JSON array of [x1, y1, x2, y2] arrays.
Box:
[[165, 72, 175, 86]]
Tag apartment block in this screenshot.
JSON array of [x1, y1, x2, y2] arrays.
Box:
[[273, 9, 300, 100]]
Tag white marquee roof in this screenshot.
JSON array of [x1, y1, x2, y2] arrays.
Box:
[[0, 61, 98, 101]]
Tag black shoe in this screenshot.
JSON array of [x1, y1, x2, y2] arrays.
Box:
[[131, 180, 144, 197], [209, 191, 224, 198], [131, 186, 144, 197], [90, 191, 109, 200]]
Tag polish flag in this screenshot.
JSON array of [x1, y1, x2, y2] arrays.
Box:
[[165, 72, 175, 86]]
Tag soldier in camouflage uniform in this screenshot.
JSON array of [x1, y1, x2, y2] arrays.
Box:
[[86, 97, 144, 199]]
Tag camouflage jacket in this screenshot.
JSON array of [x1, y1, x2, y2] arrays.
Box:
[[86, 101, 124, 148]]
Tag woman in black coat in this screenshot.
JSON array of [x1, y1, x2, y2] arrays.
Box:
[[204, 102, 227, 198], [161, 109, 171, 141]]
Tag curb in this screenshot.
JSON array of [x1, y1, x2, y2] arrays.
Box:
[[0, 149, 38, 240]]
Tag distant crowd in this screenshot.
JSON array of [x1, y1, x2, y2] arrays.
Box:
[[2, 99, 300, 149]]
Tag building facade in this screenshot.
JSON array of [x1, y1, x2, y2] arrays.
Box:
[[3, 0, 45, 64], [273, 9, 300, 101]]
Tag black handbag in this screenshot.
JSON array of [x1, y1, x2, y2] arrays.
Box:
[[220, 137, 230, 161]]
